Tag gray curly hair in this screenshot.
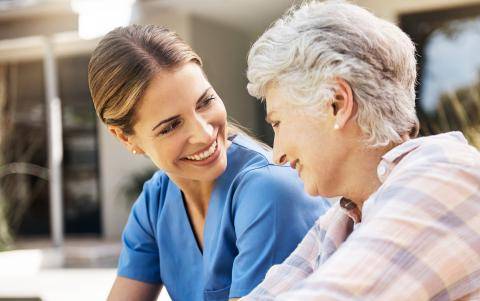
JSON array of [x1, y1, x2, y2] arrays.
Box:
[[247, 0, 418, 146]]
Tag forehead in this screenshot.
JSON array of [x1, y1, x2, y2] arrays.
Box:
[[265, 86, 292, 115], [143, 63, 208, 103]]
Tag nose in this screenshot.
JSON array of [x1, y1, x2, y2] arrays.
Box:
[[272, 137, 287, 165], [188, 114, 214, 145]]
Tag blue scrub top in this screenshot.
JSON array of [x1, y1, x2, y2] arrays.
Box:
[[118, 135, 330, 301]]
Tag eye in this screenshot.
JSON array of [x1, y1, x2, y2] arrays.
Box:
[[196, 95, 215, 110], [158, 119, 182, 135]]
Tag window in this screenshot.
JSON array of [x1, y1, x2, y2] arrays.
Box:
[[0, 54, 101, 238], [401, 4, 480, 148]]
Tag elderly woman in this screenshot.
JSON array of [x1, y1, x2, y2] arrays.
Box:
[[241, 1, 480, 300]]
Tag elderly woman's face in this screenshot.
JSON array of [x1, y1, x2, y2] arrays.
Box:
[[265, 87, 349, 197]]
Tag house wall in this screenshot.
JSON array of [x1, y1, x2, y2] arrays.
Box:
[[191, 16, 264, 136]]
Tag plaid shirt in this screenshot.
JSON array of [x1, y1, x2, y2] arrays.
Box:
[[241, 132, 480, 301]]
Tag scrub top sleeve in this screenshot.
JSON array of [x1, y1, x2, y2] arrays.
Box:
[[117, 181, 162, 284], [229, 166, 321, 298]]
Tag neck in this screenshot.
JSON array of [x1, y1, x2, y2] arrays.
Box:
[[340, 142, 398, 210], [171, 176, 214, 217]]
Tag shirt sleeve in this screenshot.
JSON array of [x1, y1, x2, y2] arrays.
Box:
[[273, 161, 480, 301], [241, 220, 324, 301], [117, 179, 162, 284], [229, 166, 330, 298]]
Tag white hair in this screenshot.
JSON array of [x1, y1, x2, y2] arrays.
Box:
[[247, 0, 418, 146]]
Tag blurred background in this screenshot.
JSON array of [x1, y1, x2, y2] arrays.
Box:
[[0, 0, 479, 300]]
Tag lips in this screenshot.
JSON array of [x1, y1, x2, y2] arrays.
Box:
[[290, 159, 302, 177], [182, 136, 219, 161], [290, 159, 299, 169], [185, 140, 218, 161]]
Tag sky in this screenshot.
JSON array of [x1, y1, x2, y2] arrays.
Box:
[[420, 17, 480, 114]]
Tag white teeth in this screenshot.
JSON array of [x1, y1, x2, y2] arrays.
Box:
[[186, 141, 217, 161]]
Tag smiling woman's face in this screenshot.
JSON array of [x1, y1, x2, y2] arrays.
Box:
[[129, 62, 229, 182], [265, 86, 349, 197]]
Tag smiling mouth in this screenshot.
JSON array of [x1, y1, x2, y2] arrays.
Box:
[[184, 140, 218, 161], [290, 159, 302, 176]]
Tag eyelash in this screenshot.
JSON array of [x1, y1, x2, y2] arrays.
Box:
[[271, 121, 280, 128], [158, 119, 182, 135], [196, 95, 215, 110], [156, 95, 216, 136]]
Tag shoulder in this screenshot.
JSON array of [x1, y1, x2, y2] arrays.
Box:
[[228, 134, 272, 168], [236, 163, 300, 189], [227, 134, 302, 191], [130, 170, 170, 224], [229, 134, 303, 183], [137, 170, 169, 202], [232, 162, 328, 216], [373, 133, 480, 217], [236, 163, 304, 197], [141, 170, 169, 195], [403, 132, 480, 168], [383, 132, 480, 187]]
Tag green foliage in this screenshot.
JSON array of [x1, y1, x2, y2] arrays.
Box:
[[420, 81, 480, 149]]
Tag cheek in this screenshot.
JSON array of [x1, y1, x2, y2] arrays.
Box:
[[216, 103, 227, 123], [279, 123, 296, 140], [206, 102, 227, 126], [148, 140, 183, 168]]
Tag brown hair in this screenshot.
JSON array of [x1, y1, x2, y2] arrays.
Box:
[[88, 24, 202, 135], [88, 24, 270, 151]]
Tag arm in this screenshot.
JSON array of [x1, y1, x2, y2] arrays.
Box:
[[114, 178, 164, 295], [231, 166, 330, 300], [107, 276, 161, 301], [240, 220, 325, 301], [275, 162, 480, 301]]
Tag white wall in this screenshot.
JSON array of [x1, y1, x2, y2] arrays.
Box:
[[191, 16, 263, 135], [97, 121, 156, 240]]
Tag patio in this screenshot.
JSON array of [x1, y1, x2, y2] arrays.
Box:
[[0, 238, 171, 301]]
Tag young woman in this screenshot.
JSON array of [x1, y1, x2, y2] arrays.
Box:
[[88, 24, 330, 301]]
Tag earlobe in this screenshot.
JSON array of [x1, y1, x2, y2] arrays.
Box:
[[131, 147, 146, 155]]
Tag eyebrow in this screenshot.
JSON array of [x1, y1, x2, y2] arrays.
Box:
[[151, 87, 212, 131]]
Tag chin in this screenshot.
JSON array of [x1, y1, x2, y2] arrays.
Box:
[[201, 151, 228, 181], [209, 162, 227, 180], [303, 181, 320, 196]]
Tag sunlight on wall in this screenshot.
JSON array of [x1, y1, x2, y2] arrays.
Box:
[[71, 0, 135, 40]]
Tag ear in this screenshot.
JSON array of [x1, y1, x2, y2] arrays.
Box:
[[108, 125, 145, 155], [331, 78, 355, 129]]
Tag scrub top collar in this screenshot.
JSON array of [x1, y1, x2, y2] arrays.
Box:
[[165, 134, 241, 256]]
